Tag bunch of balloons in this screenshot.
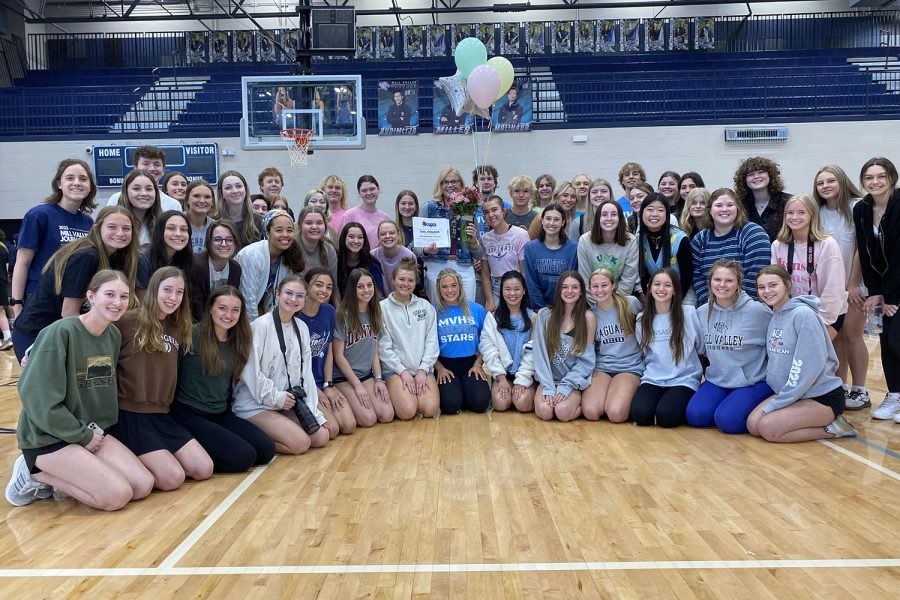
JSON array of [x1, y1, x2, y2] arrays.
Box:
[[436, 38, 514, 119]]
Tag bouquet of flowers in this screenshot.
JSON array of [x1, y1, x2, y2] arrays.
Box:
[[444, 186, 480, 243]]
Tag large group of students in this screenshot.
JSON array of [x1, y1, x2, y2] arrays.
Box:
[[4, 144, 899, 512]]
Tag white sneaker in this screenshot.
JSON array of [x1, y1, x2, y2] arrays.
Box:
[[5, 455, 52, 507], [872, 395, 900, 420], [893, 411, 900, 424], [845, 389, 871, 411]]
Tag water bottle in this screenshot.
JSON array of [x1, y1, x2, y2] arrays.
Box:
[[866, 304, 883, 335]]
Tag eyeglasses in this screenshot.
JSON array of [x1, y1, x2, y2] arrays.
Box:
[[281, 290, 306, 300], [442, 178, 462, 186], [212, 237, 235, 245]]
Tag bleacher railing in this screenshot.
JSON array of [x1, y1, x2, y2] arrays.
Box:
[[23, 11, 900, 71], [3, 65, 898, 138]]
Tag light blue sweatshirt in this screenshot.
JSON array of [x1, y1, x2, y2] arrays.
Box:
[[696, 292, 771, 388], [592, 295, 644, 375], [636, 304, 704, 390], [763, 295, 843, 413], [531, 307, 595, 397]]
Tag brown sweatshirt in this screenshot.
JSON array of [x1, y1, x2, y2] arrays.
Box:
[[115, 312, 181, 413]]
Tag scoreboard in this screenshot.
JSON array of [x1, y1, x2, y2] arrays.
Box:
[[92, 143, 219, 188]]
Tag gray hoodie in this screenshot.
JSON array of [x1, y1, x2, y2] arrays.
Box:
[[532, 308, 596, 397], [592, 295, 644, 375], [635, 304, 704, 390], [763, 295, 843, 413], [696, 292, 770, 388], [378, 293, 440, 375]]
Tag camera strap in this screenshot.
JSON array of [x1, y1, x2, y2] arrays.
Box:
[[786, 235, 816, 294], [272, 308, 305, 391]]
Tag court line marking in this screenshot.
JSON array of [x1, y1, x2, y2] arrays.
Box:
[[819, 440, 900, 481], [158, 457, 276, 569], [1, 558, 899, 578], [853, 435, 900, 461]]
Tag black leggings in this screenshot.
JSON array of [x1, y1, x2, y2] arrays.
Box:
[[630, 383, 694, 428], [438, 355, 491, 415], [169, 403, 275, 472], [882, 314, 900, 393]]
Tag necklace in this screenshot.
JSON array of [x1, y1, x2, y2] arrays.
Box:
[[647, 232, 663, 251]]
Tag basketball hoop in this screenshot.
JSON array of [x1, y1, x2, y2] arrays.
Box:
[[280, 128, 314, 168]]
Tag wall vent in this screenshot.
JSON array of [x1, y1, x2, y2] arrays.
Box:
[[724, 127, 789, 144]]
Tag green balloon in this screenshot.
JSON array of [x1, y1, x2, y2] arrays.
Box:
[[487, 56, 515, 101], [454, 38, 488, 78]]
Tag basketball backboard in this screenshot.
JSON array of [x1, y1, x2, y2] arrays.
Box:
[[240, 74, 365, 150]]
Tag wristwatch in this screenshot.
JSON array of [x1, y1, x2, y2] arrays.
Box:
[[322, 381, 333, 389], [9, 298, 22, 306]]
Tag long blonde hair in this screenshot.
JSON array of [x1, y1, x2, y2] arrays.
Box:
[[813, 164, 862, 225], [436, 268, 470, 319], [589, 269, 635, 337], [130, 266, 193, 354], [775, 194, 829, 243]]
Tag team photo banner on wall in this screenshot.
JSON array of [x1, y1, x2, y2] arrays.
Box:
[[492, 79, 533, 132], [598, 20, 618, 52], [378, 27, 397, 59], [697, 17, 715, 49], [429, 25, 448, 57], [211, 31, 230, 62], [672, 18, 690, 50], [452, 24, 476, 52], [234, 31, 254, 62], [186, 32, 207, 64], [356, 27, 375, 59], [405, 25, 425, 58], [378, 80, 419, 136], [501, 24, 521, 55], [527, 23, 546, 54], [257, 31, 277, 62]]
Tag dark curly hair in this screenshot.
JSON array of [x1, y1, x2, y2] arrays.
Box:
[[733, 156, 785, 207]]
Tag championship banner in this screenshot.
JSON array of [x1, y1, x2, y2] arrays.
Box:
[[672, 18, 690, 51], [428, 25, 448, 57], [186, 32, 207, 64], [696, 17, 715, 49], [356, 27, 375, 59], [527, 23, 546, 54], [378, 80, 418, 136], [210, 31, 230, 62], [452, 24, 476, 51], [281, 30, 300, 61], [552, 22, 572, 54], [622, 19, 640, 52], [647, 19, 667, 51], [575, 21, 595, 53], [478, 24, 496, 56], [234, 31, 254, 62], [404, 26, 425, 58], [501, 23, 521, 55], [377, 26, 397, 59], [257, 32, 277, 62], [492, 79, 532, 132], [433, 83, 473, 135], [598, 20, 618, 52]]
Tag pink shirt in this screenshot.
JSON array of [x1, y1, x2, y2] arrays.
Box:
[[371, 246, 417, 296], [337, 205, 391, 244], [481, 225, 529, 277], [771, 236, 848, 325]]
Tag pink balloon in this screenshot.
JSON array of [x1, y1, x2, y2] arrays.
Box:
[[466, 65, 501, 110]]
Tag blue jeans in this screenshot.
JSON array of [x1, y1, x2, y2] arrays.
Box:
[[686, 380, 773, 434]]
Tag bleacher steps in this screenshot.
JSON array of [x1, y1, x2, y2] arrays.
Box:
[[523, 66, 566, 123], [111, 75, 210, 132], [848, 56, 900, 93]]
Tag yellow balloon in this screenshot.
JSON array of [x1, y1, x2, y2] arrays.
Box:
[[487, 56, 514, 101]]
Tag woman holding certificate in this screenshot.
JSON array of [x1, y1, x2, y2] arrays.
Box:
[[420, 167, 483, 304]]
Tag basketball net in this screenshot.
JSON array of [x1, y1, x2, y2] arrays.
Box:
[[280, 128, 314, 168]]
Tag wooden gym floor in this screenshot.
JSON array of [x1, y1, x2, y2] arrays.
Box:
[[0, 338, 897, 599]]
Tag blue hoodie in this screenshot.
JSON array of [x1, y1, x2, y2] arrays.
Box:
[[696, 292, 770, 388], [763, 295, 843, 413]]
